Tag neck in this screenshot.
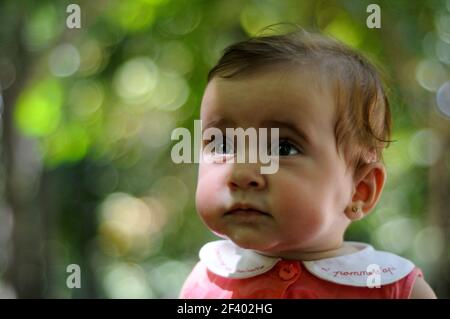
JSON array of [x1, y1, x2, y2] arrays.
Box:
[[254, 242, 359, 261]]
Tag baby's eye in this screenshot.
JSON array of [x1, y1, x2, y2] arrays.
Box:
[[271, 139, 302, 156], [214, 137, 235, 155]]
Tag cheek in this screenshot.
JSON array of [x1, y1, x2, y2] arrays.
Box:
[[269, 174, 340, 233], [270, 174, 320, 212], [272, 164, 352, 212], [276, 191, 325, 228], [195, 165, 224, 223]]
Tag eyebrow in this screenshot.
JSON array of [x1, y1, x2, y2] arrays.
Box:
[[263, 120, 312, 146], [202, 119, 234, 131], [202, 119, 312, 146]]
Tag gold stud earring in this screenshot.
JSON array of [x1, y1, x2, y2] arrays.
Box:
[[347, 201, 364, 221], [352, 205, 360, 213]]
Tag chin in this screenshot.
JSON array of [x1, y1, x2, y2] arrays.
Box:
[[228, 235, 275, 252]]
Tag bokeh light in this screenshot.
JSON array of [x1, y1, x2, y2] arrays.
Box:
[[415, 59, 448, 92], [148, 259, 194, 298], [436, 39, 450, 65], [68, 80, 105, 119], [436, 12, 450, 43], [22, 4, 61, 50], [14, 79, 63, 137], [148, 73, 190, 111], [324, 14, 363, 48], [436, 81, 450, 118], [98, 193, 166, 258], [113, 57, 159, 104], [103, 262, 154, 298], [374, 217, 419, 254], [41, 123, 90, 166], [48, 43, 81, 77], [105, 0, 166, 33], [408, 129, 444, 167], [78, 39, 107, 76]]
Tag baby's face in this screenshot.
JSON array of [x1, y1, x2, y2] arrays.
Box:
[[196, 66, 354, 256]]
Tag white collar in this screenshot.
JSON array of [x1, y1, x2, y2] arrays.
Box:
[[199, 240, 415, 287]]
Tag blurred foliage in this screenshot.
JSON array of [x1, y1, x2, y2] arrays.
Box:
[[0, 0, 449, 298]]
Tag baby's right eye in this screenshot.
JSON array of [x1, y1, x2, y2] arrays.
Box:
[[214, 136, 235, 155]]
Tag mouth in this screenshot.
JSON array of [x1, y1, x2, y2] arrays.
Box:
[[224, 204, 272, 218]]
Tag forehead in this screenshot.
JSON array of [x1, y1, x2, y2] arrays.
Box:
[[201, 66, 336, 131]]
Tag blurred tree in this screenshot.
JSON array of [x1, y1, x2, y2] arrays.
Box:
[[1, 2, 47, 298]]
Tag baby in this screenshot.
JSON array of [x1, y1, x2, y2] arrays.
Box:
[[179, 29, 436, 298]]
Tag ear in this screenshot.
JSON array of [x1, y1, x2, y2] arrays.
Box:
[[345, 162, 387, 221]]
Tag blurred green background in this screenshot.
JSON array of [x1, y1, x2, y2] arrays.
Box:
[[0, 0, 449, 298]]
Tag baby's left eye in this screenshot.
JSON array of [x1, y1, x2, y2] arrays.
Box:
[[271, 139, 302, 156]]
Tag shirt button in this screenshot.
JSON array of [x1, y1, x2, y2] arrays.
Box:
[[278, 262, 300, 281]]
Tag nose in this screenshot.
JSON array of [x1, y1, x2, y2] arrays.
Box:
[[227, 163, 266, 191]]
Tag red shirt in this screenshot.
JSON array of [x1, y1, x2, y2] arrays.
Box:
[[180, 240, 423, 299], [180, 260, 422, 298]]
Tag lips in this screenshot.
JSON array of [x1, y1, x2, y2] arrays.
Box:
[[225, 203, 271, 217]]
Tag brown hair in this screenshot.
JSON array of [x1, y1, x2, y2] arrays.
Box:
[[207, 28, 392, 172]]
